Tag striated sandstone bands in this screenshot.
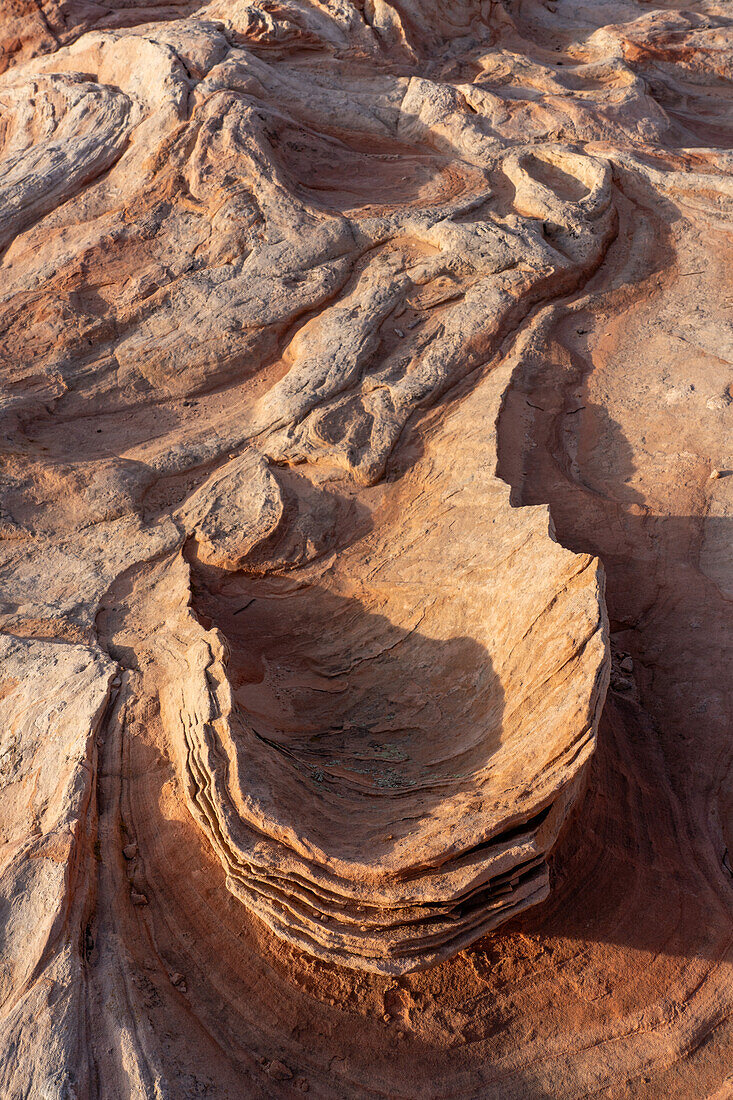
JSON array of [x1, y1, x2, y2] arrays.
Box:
[[0, 0, 731, 1097]]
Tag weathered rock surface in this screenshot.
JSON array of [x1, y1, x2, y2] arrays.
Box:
[[0, 0, 730, 1095]]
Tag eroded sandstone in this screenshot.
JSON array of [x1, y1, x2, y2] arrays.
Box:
[[0, 0, 730, 1096]]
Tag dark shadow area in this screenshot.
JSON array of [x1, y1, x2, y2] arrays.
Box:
[[524, 152, 590, 201], [494, 300, 733, 966]]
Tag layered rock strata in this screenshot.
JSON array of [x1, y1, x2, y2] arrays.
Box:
[[0, 0, 731, 1096], [0, 5, 612, 981]]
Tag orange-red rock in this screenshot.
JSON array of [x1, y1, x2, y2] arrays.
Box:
[[0, 0, 730, 1096]]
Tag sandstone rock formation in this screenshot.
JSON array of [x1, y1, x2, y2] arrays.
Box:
[[0, 0, 731, 1096]]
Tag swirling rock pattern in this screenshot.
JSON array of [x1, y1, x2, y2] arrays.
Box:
[[0, 0, 731, 1096]]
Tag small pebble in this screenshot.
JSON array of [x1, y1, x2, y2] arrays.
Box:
[[266, 1060, 293, 1081], [710, 468, 721, 479], [620, 656, 633, 673], [123, 843, 138, 860], [383, 1013, 391, 1022], [130, 891, 148, 906], [394, 328, 404, 338]]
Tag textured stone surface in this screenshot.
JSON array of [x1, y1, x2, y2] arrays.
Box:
[[0, 0, 731, 1095]]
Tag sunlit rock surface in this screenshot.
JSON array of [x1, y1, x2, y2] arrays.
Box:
[[0, 0, 731, 1096]]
